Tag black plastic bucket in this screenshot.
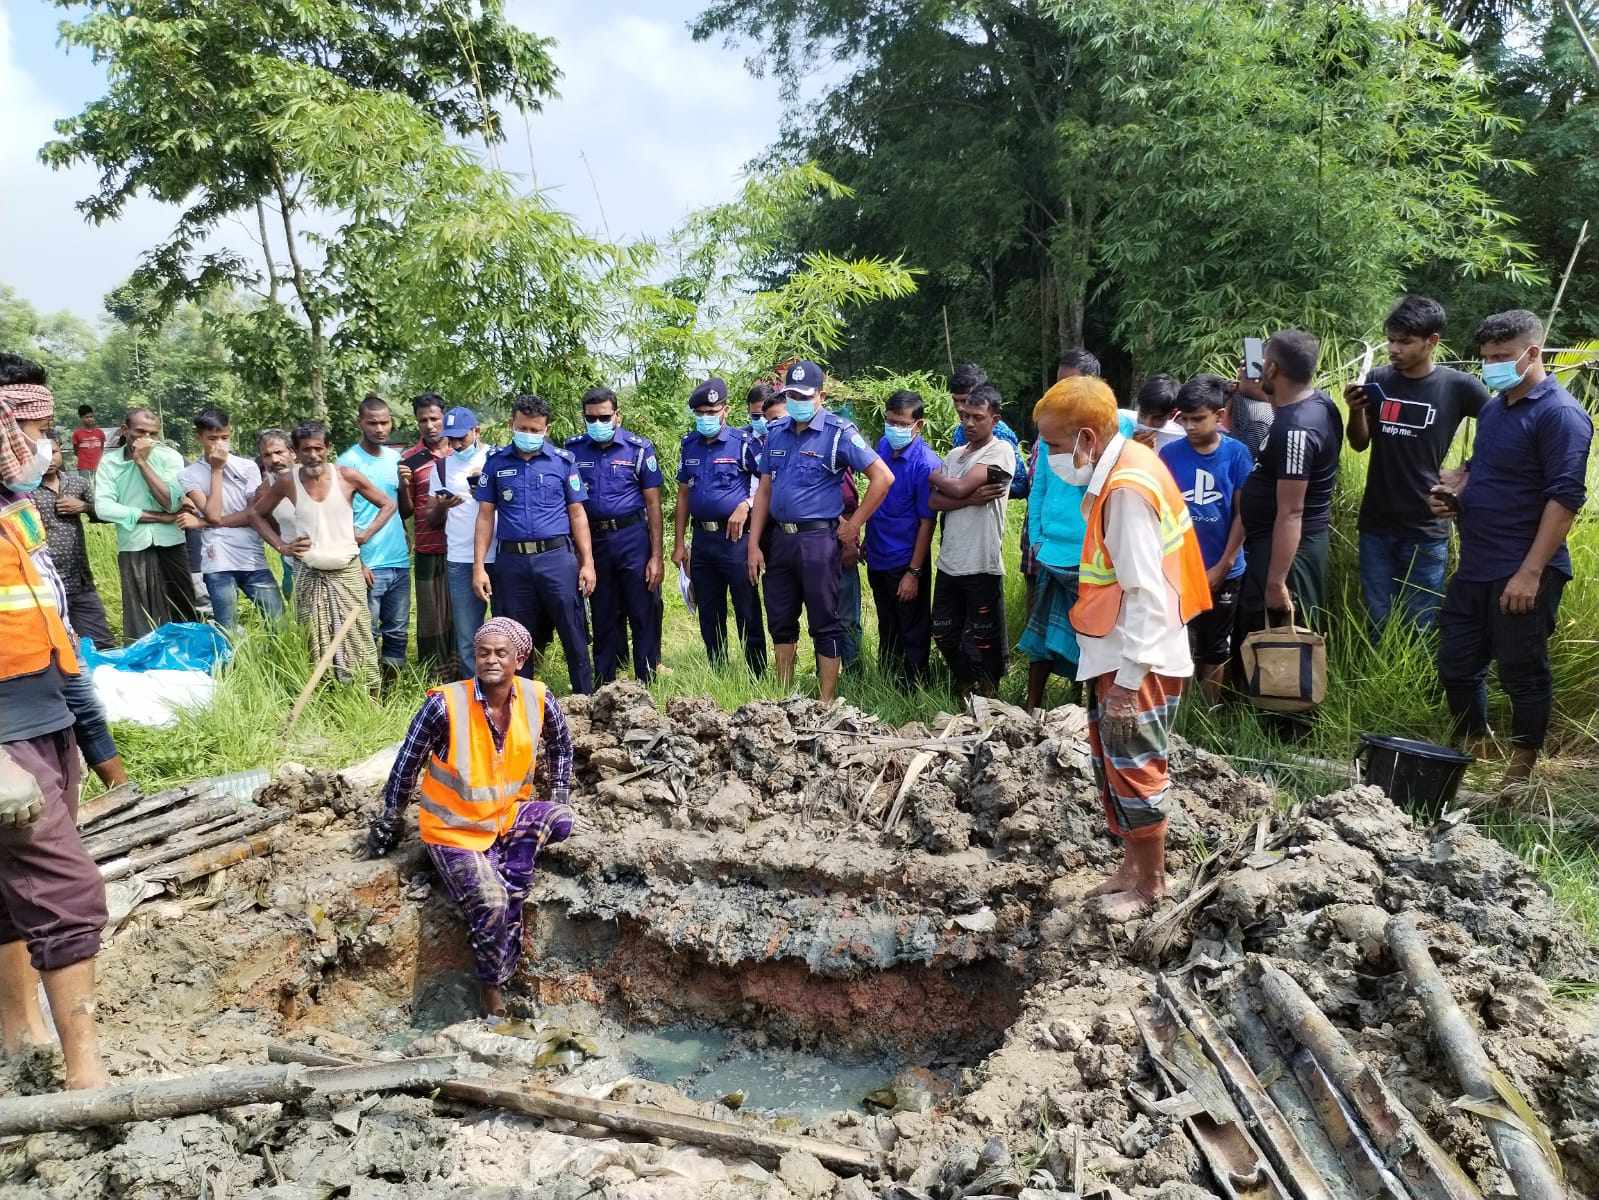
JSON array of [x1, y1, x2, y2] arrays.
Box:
[[1357, 733, 1474, 819]]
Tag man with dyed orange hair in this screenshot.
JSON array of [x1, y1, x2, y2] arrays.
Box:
[[1034, 376, 1210, 921]]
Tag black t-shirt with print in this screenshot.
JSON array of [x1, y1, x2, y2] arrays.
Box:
[[1240, 390, 1343, 541], [1356, 364, 1488, 539]]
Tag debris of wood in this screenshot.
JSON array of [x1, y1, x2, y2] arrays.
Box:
[[1386, 913, 1564, 1200], [1256, 963, 1484, 1200], [79, 796, 251, 862], [74, 781, 144, 828], [883, 714, 962, 833], [1158, 976, 1334, 1200], [0, 1055, 464, 1136], [100, 810, 286, 882], [80, 784, 206, 836], [268, 1043, 882, 1177]]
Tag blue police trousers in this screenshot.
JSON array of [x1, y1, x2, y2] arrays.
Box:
[[691, 528, 766, 675], [590, 521, 660, 684], [763, 525, 845, 659], [496, 543, 594, 695]]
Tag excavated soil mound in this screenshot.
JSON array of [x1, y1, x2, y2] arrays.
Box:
[[0, 682, 1593, 1200]]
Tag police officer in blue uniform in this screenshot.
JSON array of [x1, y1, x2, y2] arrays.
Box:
[[747, 361, 894, 703], [565, 386, 664, 684], [472, 393, 596, 694], [674, 378, 766, 675]]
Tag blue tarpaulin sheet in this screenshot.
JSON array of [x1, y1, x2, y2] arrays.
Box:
[[79, 622, 232, 674]]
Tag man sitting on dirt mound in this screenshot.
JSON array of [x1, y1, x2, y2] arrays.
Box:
[[1036, 376, 1211, 922], [366, 617, 576, 1016]]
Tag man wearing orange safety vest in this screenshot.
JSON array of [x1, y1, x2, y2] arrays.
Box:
[[368, 616, 575, 1016], [1034, 376, 1210, 923], [0, 385, 111, 1092]]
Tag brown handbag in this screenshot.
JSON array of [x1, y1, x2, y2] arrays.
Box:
[[1239, 615, 1327, 713]]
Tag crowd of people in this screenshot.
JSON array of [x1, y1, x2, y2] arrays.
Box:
[[0, 292, 1592, 1065]]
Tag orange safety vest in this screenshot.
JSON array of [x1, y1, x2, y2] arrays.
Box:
[[1070, 439, 1212, 639], [0, 498, 80, 684], [416, 678, 546, 852]]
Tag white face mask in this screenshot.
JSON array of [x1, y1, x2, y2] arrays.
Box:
[[1048, 431, 1094, 486]]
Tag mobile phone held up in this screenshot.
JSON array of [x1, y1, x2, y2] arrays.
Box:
[[1243, 337, 1265, 382], [985, 464, 1013, 488]]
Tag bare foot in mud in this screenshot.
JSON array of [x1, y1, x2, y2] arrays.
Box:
[[1084, 864, 1135, 898], [481, 984, 507, 1018], [65, 1064, 110, 1091], [1096, 889, 1162, 923]]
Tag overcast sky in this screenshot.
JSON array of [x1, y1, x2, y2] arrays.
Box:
[[0, 0, 790, 323]]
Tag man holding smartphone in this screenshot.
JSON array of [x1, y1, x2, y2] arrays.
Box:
[[433, 407, 494, 676], [1344, 295, 1487, 633], [929, 382, 1016, 696]]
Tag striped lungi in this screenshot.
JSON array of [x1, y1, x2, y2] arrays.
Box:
[[1086, 672, 1185, 842], [1017, 563, 1080, 677], [295, 556, 378, 687]]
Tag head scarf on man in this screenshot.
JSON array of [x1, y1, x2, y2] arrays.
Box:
[[474, 617, 533, 660], [0, 382, 51, 487]]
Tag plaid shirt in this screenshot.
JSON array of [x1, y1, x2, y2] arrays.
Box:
[[34, 472, 95, 592], [382, 680, 573, 819]]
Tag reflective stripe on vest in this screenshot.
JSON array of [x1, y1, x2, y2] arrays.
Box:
[[0, 501, 79, 683], [416, 678, 545, 851], [1070, 440, 1211, 640]]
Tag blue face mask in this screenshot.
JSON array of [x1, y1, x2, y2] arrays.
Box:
[[1481, 350, 1528, 393], [884, 424, 916, 450], [512, 431, 544, 454], [749, 416, 767, 437], [585, 419, 615, 443], [694, 414, 722, 437], [787, 398, 818, 424]]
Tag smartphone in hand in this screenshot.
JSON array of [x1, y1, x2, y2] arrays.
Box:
[[985, 465, 1013, 488], [1243, 337, 1265, 381], [1429, 484, 1462, 514]]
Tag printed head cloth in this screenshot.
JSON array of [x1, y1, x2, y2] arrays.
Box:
[[474, 616, 533, 659]]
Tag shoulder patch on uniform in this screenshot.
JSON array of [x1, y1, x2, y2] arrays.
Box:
[[568, 473, 582, 492], [645, 454, 658, 473], [850, 432, 868, 451]]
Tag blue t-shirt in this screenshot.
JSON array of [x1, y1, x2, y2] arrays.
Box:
[[336, 443, 410, 570], [1160, 434, 1253, 578]]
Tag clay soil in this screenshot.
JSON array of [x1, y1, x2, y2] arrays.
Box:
[[3, 681, 1596, 1199]]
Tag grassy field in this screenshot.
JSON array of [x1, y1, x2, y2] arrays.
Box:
[[77, 428, 1599, 943]]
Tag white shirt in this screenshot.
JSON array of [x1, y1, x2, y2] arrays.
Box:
[[935, 436, 1016, 576], [178, 454, 268, 572], [437, 444, 496, 564], [1073, 435, 1195, 689]]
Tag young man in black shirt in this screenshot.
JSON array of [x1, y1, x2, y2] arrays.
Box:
[[1344, 295, 1487, 634], [1233, 330, 1343, 633]]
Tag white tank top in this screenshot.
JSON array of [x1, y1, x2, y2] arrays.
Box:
[[292, 466, 359, 570]]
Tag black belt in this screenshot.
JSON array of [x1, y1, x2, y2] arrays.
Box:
[[775, 518, 838, 534], [590, 510, 645, 534], [694, 518, 737, 533], [499, 536, 571, 555]]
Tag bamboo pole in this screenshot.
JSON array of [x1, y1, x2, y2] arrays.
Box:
[[75, 782, 144, 828], [1543, 219, 1589, 346], [285, 595, 368, 732], [154, 827, 285, 885], [0, 1057, 462, 1137], [269, 1044, 881, 1176], [1560, 0, 1599, 80], [80, 785, 202, 835], [1386, 915, 1563, 1200], [1256, 964, 1484, 1200]]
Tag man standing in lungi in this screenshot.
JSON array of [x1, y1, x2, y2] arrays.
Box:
[[1035, 377, 1210, 921], [252, 421, 394, 688], [367, 618, 575, 1017]]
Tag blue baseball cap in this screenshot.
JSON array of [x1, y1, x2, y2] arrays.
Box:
[[781, 360, 823, 397], [689, 377, 729, 410], [442, 407, 478, 437]]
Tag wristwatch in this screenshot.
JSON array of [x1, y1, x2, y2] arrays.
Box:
[[905, 566, 924, 578]]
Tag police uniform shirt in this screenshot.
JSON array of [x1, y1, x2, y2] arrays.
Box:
[[564, 429, 665, 520], [761, 410, 881, 523], [677, 426, 763, 522], [473, 442, 588, 541]]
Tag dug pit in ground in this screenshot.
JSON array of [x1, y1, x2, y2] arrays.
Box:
[[1, 683, 1594, 1200]]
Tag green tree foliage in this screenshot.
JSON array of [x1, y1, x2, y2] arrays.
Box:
[[43, 0, 568, 418], [694, 0, 1536, 405]]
